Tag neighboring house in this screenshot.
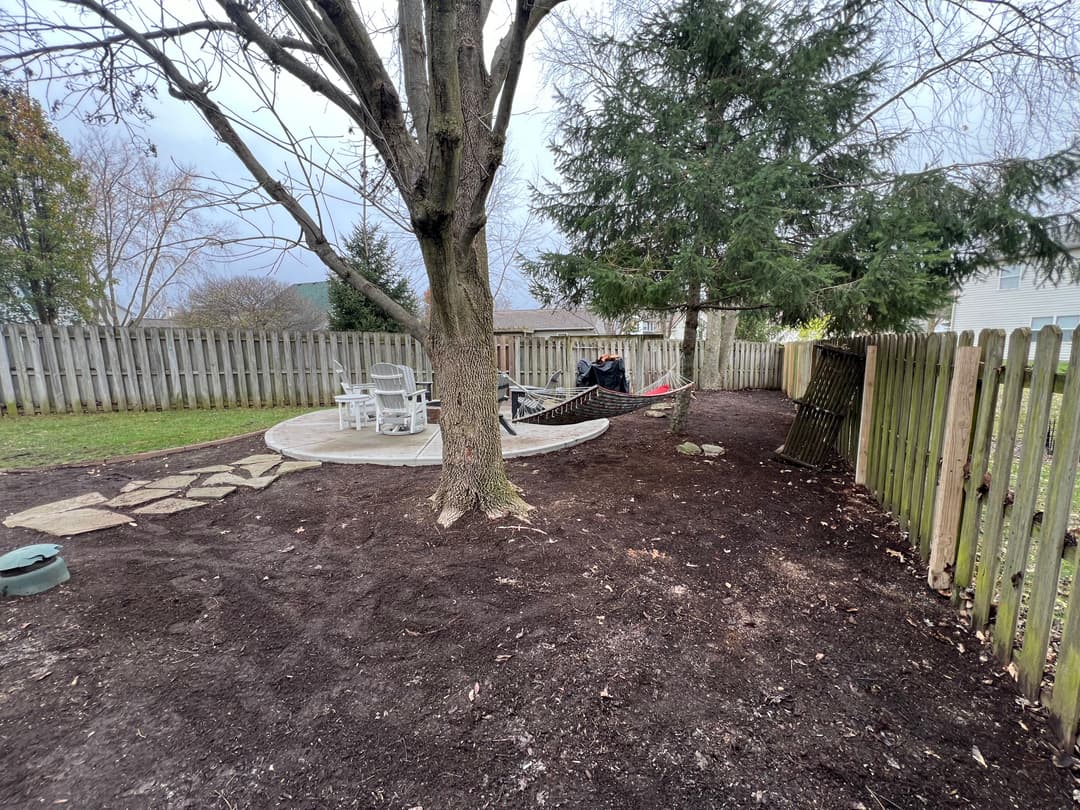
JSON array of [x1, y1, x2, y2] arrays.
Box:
[[290, 281, 330, 329], [949, 240, 1080, 349], [493, 308, 623, 336], [667, 311, 709, 342]]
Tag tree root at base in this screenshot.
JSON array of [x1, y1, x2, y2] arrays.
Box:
[[431, 482, 532, 527]]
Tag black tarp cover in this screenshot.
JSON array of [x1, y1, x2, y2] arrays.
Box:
[[575, 357, 629, 392]]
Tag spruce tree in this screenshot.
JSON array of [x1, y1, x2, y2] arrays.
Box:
[[531, 0, 891, 428], [530, 0, 1079, 426], [328, 224, 419, 333]]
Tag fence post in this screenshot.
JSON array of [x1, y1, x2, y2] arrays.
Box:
[[854, 345, 877, 486], [927, 345, 981, 591]]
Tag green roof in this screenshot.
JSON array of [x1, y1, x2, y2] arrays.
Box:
[[291, 281, 330, 313]]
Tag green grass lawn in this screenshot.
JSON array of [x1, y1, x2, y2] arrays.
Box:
[[0, 407, 317, 469]]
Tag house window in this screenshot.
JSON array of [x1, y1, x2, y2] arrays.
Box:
[[999, 266, 1021, 289], [1057, 315, 1080, 340], [1031, 317, 1054, 331]]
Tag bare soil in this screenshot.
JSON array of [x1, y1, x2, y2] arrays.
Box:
[[1, 390, 1076, 809]]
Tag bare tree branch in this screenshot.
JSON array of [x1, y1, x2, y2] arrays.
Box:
[[398, 0, 430, 153]]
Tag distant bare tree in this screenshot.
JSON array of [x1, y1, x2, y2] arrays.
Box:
[[77, 131, 234, 326], [176, 275, 324, 331]]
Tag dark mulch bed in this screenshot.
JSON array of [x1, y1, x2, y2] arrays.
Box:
[[1, 390, 1076, 809]]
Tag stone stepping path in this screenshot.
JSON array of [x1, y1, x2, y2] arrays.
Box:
[[2, 454, 322, 538]]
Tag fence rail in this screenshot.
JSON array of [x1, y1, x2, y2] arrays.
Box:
[[0, 325, 781, 416]]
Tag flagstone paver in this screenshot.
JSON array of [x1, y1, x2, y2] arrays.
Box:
[[201, 472, 279, 490], [106, 489, 179, 508], [187, 486, 237, 499], [145, 475, 200, 490], [4, 493, 108, 528], [277, 461, 323, 475], [240, 460, 280, 478], [232, 454, 282, 466], [6, 445, 314, 541], [9, 508, 133, 536], [180, 465, 235, 475], [133, 498, 207, 515]]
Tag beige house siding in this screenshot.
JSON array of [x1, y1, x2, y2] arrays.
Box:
[[950, 248, 1080, 354]]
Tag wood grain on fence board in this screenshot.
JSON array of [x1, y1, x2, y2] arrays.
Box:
[[953, 330, 1006, 598], [971, 328, 1032, 629], [927, 345, 981, 591], [907, 333, 941, 551], [918, 333, 957, 560], [1016, 328, 1080, 701], [880, 335, 903, 504], [900, 337, 929, 528], [993, 325, 1063, 664]]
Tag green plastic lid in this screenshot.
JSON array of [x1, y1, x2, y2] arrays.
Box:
[[0, 544, 69, 597], [0, 543, 63, 573]]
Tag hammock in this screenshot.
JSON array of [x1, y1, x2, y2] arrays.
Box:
[[511, 368, 693, 426]]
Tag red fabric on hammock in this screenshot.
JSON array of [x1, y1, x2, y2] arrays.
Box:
[[643, 384, 671, 395]]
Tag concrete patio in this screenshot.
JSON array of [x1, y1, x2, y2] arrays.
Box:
[[265, 409, 609, 466]]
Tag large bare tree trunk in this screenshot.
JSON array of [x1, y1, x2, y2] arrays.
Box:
[[699, 309, 724, 389], [423, 232, 529, 526], [12, 0, 570, 524]]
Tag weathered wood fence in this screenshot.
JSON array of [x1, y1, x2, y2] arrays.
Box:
[[0, 324, 432, 415], [0, 324, 782, 416], [855, 325, 1080, 755], [780, 340, 815, 399], [498, 333, 781, 391], [780, 338, 870, 464]]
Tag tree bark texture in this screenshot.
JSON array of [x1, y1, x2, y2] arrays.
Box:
[[670, 284, 701, 433], [699, 310, 723, 389], [715, 311, 739, 388], [424, 233, 529, 526], [699, 310, 741, 389]]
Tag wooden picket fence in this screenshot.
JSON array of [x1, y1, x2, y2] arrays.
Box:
[[0, 324, 783, 416], [855, 325, 1080, 755], [0, 324, 431, 415], [780, 340, 815, 399], [498, 333, 781, 391]]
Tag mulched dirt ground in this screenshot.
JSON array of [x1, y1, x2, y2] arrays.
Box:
[[2, 390, 1078, 809]]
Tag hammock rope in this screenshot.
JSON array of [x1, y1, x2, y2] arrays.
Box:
[[509, 367, 693, 426]]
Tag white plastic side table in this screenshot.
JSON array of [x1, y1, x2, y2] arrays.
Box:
[[335, 391, 375, 431]]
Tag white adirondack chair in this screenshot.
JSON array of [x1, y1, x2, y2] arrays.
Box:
[[370, 362, 428, 434]]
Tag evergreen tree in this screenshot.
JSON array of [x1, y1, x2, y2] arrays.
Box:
[[0, 86, 97, 324], [531, 0, 891, 428], [328, 224, 418, 333], [530, 0, 1079, 426]]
